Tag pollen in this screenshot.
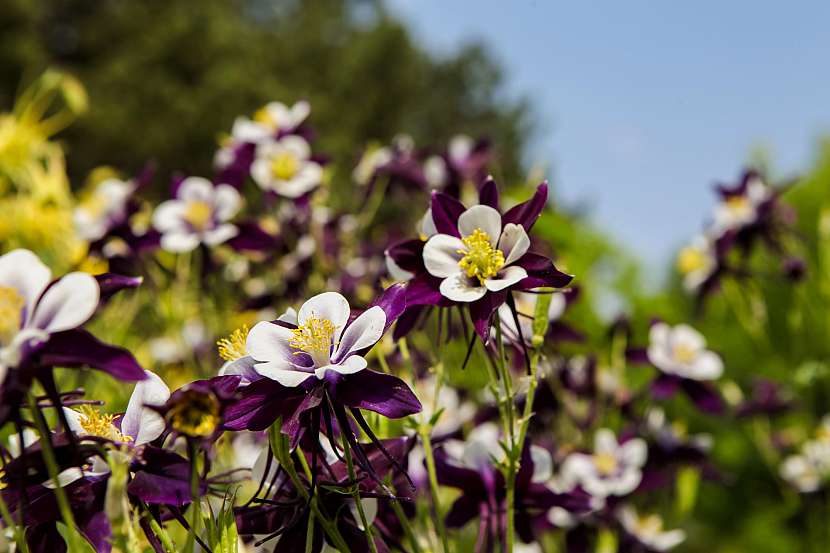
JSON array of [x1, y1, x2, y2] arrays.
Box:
[[217, 325, 249, 361], [77, 405, 131, 442], [457, 228, 505, 284], [183, 200, 213, 232], [290, 316, 336, 357], [270, 152, 300, 181], [676, 246, 708, 275], [167, 390, 220, 438], [0, 285, 24, 345], [593, 452, 618, 476]]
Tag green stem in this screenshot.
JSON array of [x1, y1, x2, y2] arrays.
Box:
[[0, 491, 30, 553], [304, 508, 315, 553], [418, 424, 450, 553], [141, 501, 176, 553], [185, 439, 200, 553], [390, 494, 423, 553], [340, 430, 378, 553], [27, 392, 83, 552]]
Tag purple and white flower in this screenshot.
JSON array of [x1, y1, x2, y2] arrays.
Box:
[[559, 429, 647, 498], [245, 292, 387, 386], [250, 135, 323, 198], [152, 177, 241, 252], [712, 173, 772, 235], [618, 506, 686, 551], [74, 177, 134, 242], [647, 323, 723, 381]]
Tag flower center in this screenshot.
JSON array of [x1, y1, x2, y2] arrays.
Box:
[[593, 452, 618, 476], [634, 514, 664, 538], [0, 285, 25, 345], [270, 152, 300, 181], [183, 200, 213, 232], [253, 106, 278, 129], [672, 343, 697, 364], [457, 228, 505, 285], [290, 316, 336, 365], [725, 195, 751, 217], [79, 193, 109, 219], [676, 246, 708, 275], [77, 405, 131, 442], [217, 325, 249, 361], [167, 390, 220, 437]]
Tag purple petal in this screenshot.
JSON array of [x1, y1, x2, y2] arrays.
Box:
[[95, 273, 142, 302], [430, 192, 466, 237], [470, 291, 507, 343], [478, 176, 500, 210], [515, 253, 573, 289], [404, 274, 447, 307], [38, 329, 146, 381], [282, 386, 324, 448], [223, 378, 306, 431], [227, 221, 278, 252], [370, 283, 407, 332], [503, 181, 548, 231], [385, 239, 425, 273], [651, 374, 681, 399], [681, 379, 725, 414], [334, 370, 422, 418]]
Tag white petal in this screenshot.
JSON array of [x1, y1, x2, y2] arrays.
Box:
[[277, 307, 298, 325], [385, 255, 414, 282], [648, 322, 672, 350], [122, 370, 171, 445], [314, 355, 367, 379], [458, 205, 502, 244], [178, 177, 215, 202], [334, 306, 386, 361], [484, 265, 527, 292], [653, 530, 686, 551], [498, 223, 531, 265], [272, 164, 322, 198], [160, 231, 200, 253], [202, 224, 238, 246], [63, 408, 86, 435], [613, 467, 643, 495], [251, 444, 280, 486], [246, 321, 295, 364], [290, 101, 311, 126], [43, 467, 84, 489], [30, 272, 99, 333], [298, 292, 350, 342], [350, 497, 378, 530], [213, 184, 242, 221], [439, 273, 487, 303], [594, 429, 618, 455], [152, 200, 187, 233], [687, 351, 723, 380], [250, 159, 274, 190], [0, 249, 51, 323], [279, 135, 312, 159], [423, 234, 465, 278], [255, 363, 313, 387], [620, 438, 647, 467], [419, 208, 438, 238], [530, 445, 553, 483], [671, 324, 706, 351]]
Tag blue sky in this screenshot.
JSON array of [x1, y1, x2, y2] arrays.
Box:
[[386, 1, 830, 273]]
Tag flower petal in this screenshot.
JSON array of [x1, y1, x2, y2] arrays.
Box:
[[213, 184, 241, 221], [246, 321, 295, 364], [122, 370, 171, 445], [31, 272, 100, 333], [503, 181, 548, 231], [0, 249, 51, 322], [177, 176, 215, 202], [440, 273, 487, 303], [423, 234, 465, 278], [255, 363, 314, 387], [38, 329, 147, 381], [498, 223, 531, 265], [335, 369, 422, 418], [333, 306, 386, 362], [202, 223, 239, 246], [458, 204, 502, 244], [152, 200, 187, 233], [314, 355, 367, 379], [160, 230, 200, 253], [484, 265, 527, 292], [298, 292, 350, 342]]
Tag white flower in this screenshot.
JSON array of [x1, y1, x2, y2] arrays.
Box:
[[619, 506, 685, 551], [63, 370, 170, 446], [353, 145, 393, 186], [250, 135, 323, 198], [152, 177, 241, 253], [245, 292, 385, 387], [0, 249, 99, 377], [443, 422, 505, 470], [73, 178, 134, 241], [448, 134, 474, 165], [712, 175, 771, 234], [423, 155, 448, 189], [559, 429, 647, 498], [676, 235, 716, 292], [647, 323, 723, 381], [422, 205, 530, 302]]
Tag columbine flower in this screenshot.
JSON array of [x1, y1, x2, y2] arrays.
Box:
[[676, 235, 717, 292], [244, 100, 311, 140], [618, 506, 685, 552], [250, 135, 323, 198], [712, 171, 772, 235], [780, 416, 830, 493], [642, 322, 725, 413], [403, 178, 571, 342], [559, 429, 647, 498], [647, 323, 723, 381], [152, 176, 241, 252], [0, 249, 145, 425], [73, 177, 134, 242]]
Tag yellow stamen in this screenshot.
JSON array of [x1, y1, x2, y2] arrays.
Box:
[[676, 246, 708, 275], [594, 452, 618, 475], [635, 514, 664, 537], [0, 285, 25, 345], [253, 106, 277, 128], [183, 200, 213, 231], [672, 343, 697, 364], [457, 228, 505, 284], [167, 390, 220, 437], [217, 325, 249, 361], [77, 405, 131, 442], [290, 316, 336, 358], [270, 152, 300, 181]]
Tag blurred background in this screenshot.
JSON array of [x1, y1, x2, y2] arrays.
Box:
[[3, 0, 829, 274]]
